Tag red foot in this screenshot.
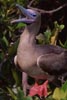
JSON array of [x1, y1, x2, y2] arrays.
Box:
[[29, 80, 48, 97]]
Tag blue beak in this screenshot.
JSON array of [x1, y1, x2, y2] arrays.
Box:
[[11, 4, 35, 24]]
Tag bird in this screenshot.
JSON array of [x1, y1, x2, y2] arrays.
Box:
[[11, 4, 67, 96]]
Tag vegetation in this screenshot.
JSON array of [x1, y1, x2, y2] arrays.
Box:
[[0, 0, 67, 100]]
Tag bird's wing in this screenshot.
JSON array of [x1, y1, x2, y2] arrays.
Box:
[[37, 52, 66, 75]]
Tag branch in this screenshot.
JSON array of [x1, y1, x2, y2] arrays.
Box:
[[27, 0, 67, 14]]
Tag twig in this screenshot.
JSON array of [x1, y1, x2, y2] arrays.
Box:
[[27, 0, 67, 14], [27, 0, 35, 8]]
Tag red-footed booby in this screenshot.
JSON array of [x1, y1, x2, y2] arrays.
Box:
[[11, 4, 67, 97]]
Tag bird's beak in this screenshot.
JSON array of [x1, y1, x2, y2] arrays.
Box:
[[11, 4, 35, 24]]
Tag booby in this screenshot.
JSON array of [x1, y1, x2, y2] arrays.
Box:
[[11, 4, 67, 96]]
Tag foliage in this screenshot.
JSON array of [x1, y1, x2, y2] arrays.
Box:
[[59, 40, 67, 49], [37, 21, 65, 45], [0, 0, 26, 99], [52, 81, 67, 100]]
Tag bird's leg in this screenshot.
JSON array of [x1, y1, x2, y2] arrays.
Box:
[[22, 72, 28, 95], [14, 56, 31, 95], [22, 72, 31, 95]]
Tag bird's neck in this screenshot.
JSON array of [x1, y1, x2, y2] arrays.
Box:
[[20, 18, 41, 45]]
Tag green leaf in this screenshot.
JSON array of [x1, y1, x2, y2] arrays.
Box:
[[44, 28, 51, 44], [53, 87, 67, 100], [59, 40, 67, 48], [64, 40, 67, 48], [36, 33, 45, 44], [54, 21, 59, 28], [59, 40, 64, 48], [0, 52, 4, 61], [8, 39, 19, 57], [12, 69, 20, 86], [54, 21, 64, 32], [59, 25, 65, 30], [16, 23, 26, 29], [7, 87, 17, 100], [25, 96, 33, 100], [3, 36, 9, 47], [17, 87, 33, 100], [33, 96, 40, 100], [0, 36, 9, 51], [61, 81, 67, 92], [17, 87, 25, 100]]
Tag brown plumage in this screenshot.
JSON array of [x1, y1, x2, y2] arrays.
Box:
[[12, 4, 67, 95]]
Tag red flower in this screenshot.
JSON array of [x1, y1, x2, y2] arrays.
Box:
[[29, 80, 48, 97]]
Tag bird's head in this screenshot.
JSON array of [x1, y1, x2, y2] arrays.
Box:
[[11, 4, 41, 24]]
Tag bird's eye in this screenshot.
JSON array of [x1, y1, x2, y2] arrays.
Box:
[[31, 13, 36, 17], [33, 14, 36, 17]]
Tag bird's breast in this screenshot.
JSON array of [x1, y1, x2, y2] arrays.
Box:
[[17, 45, 37, 72]]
